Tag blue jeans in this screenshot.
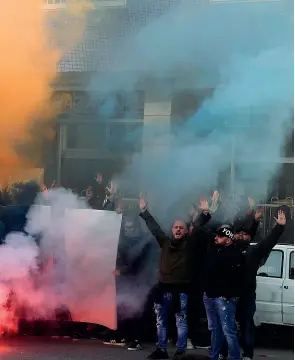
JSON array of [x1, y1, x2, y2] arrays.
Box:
[[220, 293, 256, 359], [154, 292, 188, 352], [203, 295, 240, 360]]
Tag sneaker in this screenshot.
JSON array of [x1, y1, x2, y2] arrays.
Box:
[[103, 338, 126, 347], [172, 350, 185, 359], [242, 357, 252, 360], [187, 339, 210, 350], [187, 339, 195, 350], [194, 344, 210, 350], [147, 348, 169, 359], [127, 340, 143, 351]]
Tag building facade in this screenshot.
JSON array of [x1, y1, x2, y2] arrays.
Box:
[[44, 0, 294, 208]]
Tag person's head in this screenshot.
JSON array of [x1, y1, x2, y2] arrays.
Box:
[[235, 229, 251, 243], [233, 217, 251, 244], [215, 225, 235, 247], [277, 205, 291, 220], [11, 181, 40, 205], [172, 220, 188, 240]]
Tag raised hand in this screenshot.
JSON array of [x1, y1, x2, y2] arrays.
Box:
[[106, 181, 118, 196], [274, 210, 286, 226], [139, 193, 148, 212], [199, 196, 209, 212], [255, 207, 264, 221], [211, 190, 219, 204], [248, 196, 255, 210], [189, 205, 199, 222], [41, 184, 47, 192]]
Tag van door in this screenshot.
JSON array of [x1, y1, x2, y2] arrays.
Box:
[[282, 249, 294, 325], [255, 249, 285, 326]]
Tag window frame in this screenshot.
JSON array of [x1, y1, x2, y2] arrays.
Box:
[[257, 249, 284, 279]]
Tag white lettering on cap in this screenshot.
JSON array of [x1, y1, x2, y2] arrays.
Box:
[[222, 228, 234, 239]]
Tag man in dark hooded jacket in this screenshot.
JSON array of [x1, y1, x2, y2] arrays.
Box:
[[103, 213, 157, 351], [219, 209, 286, 360]]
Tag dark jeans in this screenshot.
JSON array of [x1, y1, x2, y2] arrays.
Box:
[[108, 316, 144, 342], [188, 289, 208, 345], [154, 292, 188, 352], [203, 295, 240, 360], [220, 293, 256, 359]]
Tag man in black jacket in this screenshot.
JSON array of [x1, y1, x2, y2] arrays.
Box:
[[203, 225, 245, 360], [219, 209, 286, 360], [103, 215, 157, 351], [139, 194, 209, 360]]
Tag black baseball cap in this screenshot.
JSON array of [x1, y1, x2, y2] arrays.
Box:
[[216, 225, 235, 240]]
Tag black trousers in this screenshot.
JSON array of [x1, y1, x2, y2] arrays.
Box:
[[107, 315, 144, 342], [187, 288, 209, 345]]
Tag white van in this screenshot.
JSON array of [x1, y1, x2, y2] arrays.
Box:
[[255, 244, 294, 327]]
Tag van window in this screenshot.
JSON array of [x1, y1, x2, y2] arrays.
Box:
[[290, 252, 294, 280], [257, 250, 283, 278]]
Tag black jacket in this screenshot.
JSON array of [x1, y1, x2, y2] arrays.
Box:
[[140, 210, 209, 286], [186, 212, 213, 288], [203, 243, 245, 299], [241, 224, 285, 295], [116, 235, 154, 278]]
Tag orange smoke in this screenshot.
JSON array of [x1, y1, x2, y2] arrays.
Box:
[[0, 1, 59, 179]]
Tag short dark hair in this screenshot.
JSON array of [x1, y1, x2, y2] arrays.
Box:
[[172, 219, 188, 229]]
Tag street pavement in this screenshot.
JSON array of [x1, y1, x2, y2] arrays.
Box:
[[0, 337, 293, 360]]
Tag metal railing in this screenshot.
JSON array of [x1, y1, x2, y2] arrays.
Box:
[[257, 197, 294, 238]]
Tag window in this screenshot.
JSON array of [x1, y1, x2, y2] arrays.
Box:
[[66, 124, 107, 150], [290, 252, 294, 280], [98, 92, 144, 120], [107, 123, 143, 152], [257, 250, 284, 278]]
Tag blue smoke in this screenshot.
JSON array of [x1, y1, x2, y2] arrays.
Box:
[[88, 0, 293, 224]]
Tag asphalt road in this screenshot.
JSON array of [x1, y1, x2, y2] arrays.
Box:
[[0, 337, 293, 360]]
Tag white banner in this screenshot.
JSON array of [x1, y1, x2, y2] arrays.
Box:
[[27, 206, 122, 330], [63, 209, 122, 330]]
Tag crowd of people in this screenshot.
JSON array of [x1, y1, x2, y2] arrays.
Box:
[[0, 174, 290, 360]]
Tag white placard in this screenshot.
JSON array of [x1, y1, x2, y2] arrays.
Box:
[[63, 209, 122, 330]]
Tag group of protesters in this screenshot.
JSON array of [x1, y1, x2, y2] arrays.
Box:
[[0, 175, 290, 360], [69, 174, 287, 360]]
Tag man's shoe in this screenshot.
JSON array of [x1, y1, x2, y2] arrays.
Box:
[[102, 338, 126, 347], [194, 344, 210, 350], [127, 340, 143, 351], [147, 348, 169, 359], [186, 339, 194, 350], [172, 350, 185, 359], [187, 339, 210, 350]]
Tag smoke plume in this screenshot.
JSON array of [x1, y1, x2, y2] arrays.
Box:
[[0, 1, 97, 184], [88, 0, 293, 224], [0, 188, 123, 332], [0, 0, 59, 181]]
